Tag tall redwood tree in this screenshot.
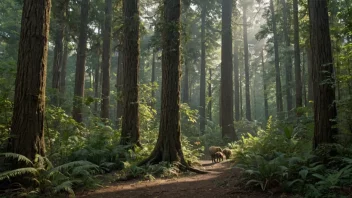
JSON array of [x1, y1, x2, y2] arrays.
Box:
[[308, 0, 338, 148], [120, 0, 141, 146], [221, 0, 237, 140], [9, 0, 51, 160]]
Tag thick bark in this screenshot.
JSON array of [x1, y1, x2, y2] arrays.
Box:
[[243, 5, 251, 121], [116, 50, 124, 127], [221, 0, 236, 140], [208, 68, 212, 121], [101, 0, 113, 120], [141, 0, 187, 164], [234, 41, 240, 121], [261, 49, 269, 121], [51, 0, 68, 106], [308, 0, 338, 148], [270, 0, 284, 115], [9, 0, 51, 161], [182, 59, 189, 103], [293, 0, 302, 109], [199, 3, 206, 134], [120, 0, 140, 146], [73, 0, 89, 123], [281, 0, 293, 114]]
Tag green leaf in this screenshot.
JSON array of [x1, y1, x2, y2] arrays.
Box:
[[0, 168, 38, 181], [299, 169, 309, 180], [0, 153, 33, 166], [312, 173, 325, 180]]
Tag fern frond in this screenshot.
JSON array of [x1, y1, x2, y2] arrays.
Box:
[[49, 161, 95, 173], [0, 153, 33, 166], [0, 168, 38, 181], [71, 164, 100, 176], [34, 154, 53, 169], [53, 180, 75, 196]]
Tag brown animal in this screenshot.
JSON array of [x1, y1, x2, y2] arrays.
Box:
[[209, 146, 222, 163], [222, 148, 232, 159], [214, 151, 225, 162]]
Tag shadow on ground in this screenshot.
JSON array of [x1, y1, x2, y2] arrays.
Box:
[[78, 161, 286, 198]]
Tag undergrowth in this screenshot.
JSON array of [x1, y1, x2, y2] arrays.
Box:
[[232, 115, 352, 198]]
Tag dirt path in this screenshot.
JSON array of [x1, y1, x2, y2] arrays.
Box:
[[78, 160, 284, 198]]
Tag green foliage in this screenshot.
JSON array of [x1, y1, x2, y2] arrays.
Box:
[[234, 116, 352, 197], [0, 153, 102, 197], [124, 162, 179, 180]]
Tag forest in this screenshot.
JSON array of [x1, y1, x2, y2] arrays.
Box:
[[0, 0, 352, 197]]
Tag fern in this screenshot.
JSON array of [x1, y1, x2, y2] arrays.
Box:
[[0, 167, 38, 181], [53, 180, 75, 195], [71, 164, 100, 176], [49, 160, 95, 173], [0, 153, 33, 166]]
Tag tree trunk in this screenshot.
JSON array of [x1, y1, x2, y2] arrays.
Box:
[[120, 0, 141, 147], [270, 0, 284, 116], [73, 0, 89, 123], [261, 49, 269, 121], [151, 50, 156, 99], [199, 3, 206, 134], [221, 0, 236, 140], [302, 51, 307, 107], [60, 38, 68, 96], [116, 50, 124, 128], [101, 0, 112, 120], [182, 59, 189, 103], [51, 0, 68, 106], [293, 0, 302, 110], [306, 44, 314, 103], [94, 46, 101, 115], [208, 68, 212, 121], [243, 5, 251, 121], [308, 0, 338, 149], [9, 0, 51, 161], [234, 41, 240, 121], [140, 0, 187, 164], [281, 0, 293, 115], [239, 61, 243, 119]]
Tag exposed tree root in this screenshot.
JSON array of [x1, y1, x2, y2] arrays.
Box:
[[138, 152, 209, 174]]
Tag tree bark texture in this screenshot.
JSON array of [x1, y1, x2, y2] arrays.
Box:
[[141, 0, 186, 164], [293, 0, 302, 109], [281, 0, 293, 114], [270, 0, 284, 115], [101, 0, 113, 120], [308, 0, 338, 149], [221, 0, 236, 140], [9, 0, 51, 161], [120, 0, 140, 146], [199, 3, 206, 134], [73, 0, 89, 123], [51, 0, 68, 106], [243, 5, 251, 121]]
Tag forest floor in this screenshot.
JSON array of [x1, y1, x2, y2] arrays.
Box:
[[78, 160, 293, 198]]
